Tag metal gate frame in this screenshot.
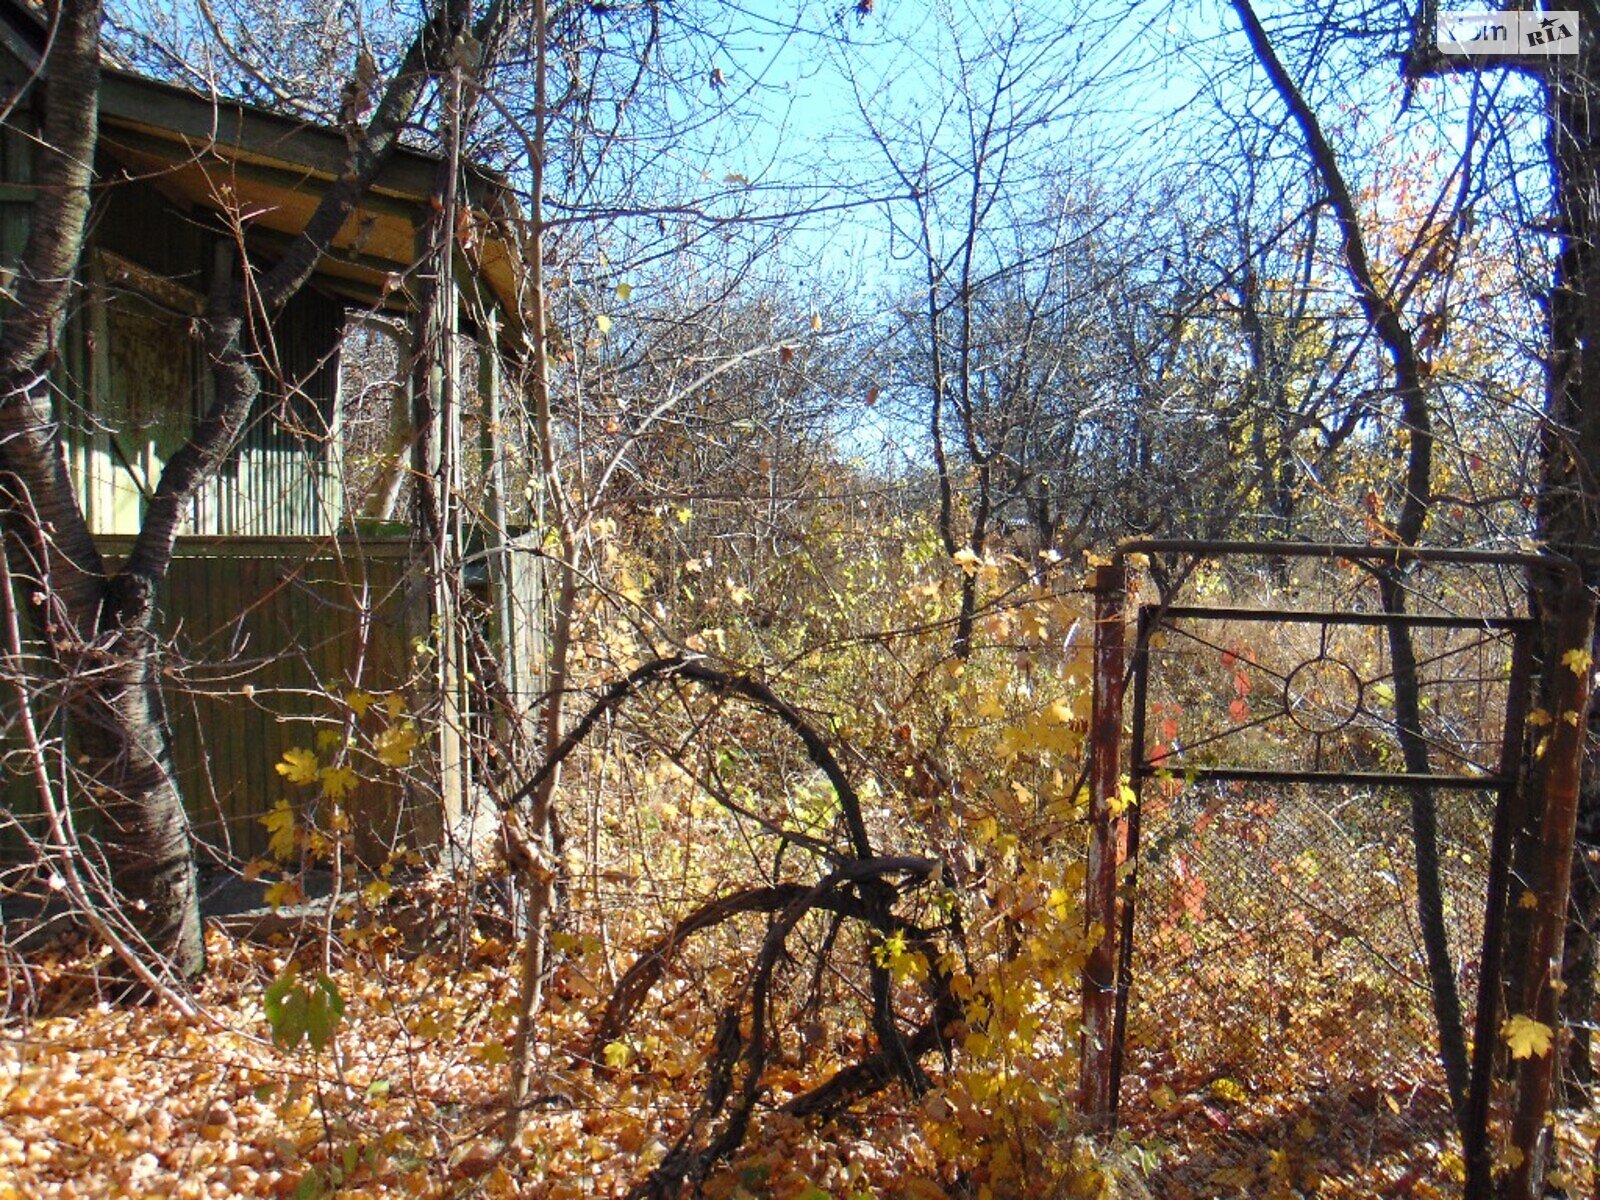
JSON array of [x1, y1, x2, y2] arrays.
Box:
[[1076, 539, 1553, 1199]]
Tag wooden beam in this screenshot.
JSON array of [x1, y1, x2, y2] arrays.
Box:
[[98, 73, 446, 201], [100, 126, 430, 224]]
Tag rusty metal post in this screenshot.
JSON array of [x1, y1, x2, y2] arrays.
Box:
[[1079, 562, 1127, 1122], [1108, 604, 1153, 1127]]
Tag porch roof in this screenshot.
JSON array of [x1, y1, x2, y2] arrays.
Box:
[[0, 0, 526, 343]]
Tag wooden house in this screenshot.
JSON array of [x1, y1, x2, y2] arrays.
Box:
[[0, 0, 543, 867]]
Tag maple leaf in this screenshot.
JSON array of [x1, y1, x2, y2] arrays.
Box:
[[319, 764, 359, 800], [373, 721, 420, 768], [276, 747, 320, 785], [346, 690, 377, 718], [261, 800, 299, 861], [263, 878, 305, 910], [1563, 648, 1594, 676], [1502, 1013, 1554, 1059], [362, 878, 394, 905]]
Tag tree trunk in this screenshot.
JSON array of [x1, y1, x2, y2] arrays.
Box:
[[1560, 717, 1600, 1104], [74, 598, 205, 976], [0, 0, 204, 980]]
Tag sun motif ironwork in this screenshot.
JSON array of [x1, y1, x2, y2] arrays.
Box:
[[1134, 605, 1531, 785], [1283, 654, 1364, 734]]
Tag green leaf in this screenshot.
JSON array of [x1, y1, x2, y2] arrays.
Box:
[[305, 974, 345, 1051], [264, 966, 306, 1050]]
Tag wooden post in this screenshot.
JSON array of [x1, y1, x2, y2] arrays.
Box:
[[477, 310, 518, 729], [1079, 562, 1127, 1121], [408, 211, 465, 849]]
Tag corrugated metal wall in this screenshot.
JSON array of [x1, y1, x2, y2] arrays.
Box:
[[150, 536, 425, 863], [2, 535, 547, 868], [1, 538, 425, 867]]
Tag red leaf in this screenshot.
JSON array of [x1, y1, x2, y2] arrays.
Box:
[[1229, 697, 1250, 723]]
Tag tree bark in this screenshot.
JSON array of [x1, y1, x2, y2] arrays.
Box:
[[0, 0, 205, 977]]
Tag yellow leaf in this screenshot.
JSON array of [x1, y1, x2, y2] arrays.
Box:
[[276, 747, 320, 785], [1107, 783, 1138, 818], [1439, 1152, 1466, 1183], [346, 690, 377, 718], [1519, 889, 1540, 910], [615, 282, 633, 301], [374, 721, 420, 768], [263, 879, 305, 910], [384, 693, 408, 718], [595, 313, 612, 334], [261, 800, 299, 861], [319, 764, 359, 800], [1562, 648, 1593, 676], [603, 1040, 632, 1069], [362, 879, 393, 905], [810, 310, 822, 332], [952, 547, 981, 576], [1210, 1077, 1247, 1105], [1502, 1013, 1554, 1059]]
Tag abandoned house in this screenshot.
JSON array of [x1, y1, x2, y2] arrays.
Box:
[[0, 0, 543, 869]]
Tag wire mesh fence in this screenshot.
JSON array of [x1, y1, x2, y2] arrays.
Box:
[[1118, 778, 1490, 1195]]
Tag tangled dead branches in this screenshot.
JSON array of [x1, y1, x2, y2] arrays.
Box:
[[505, 657, 967, 1198]]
